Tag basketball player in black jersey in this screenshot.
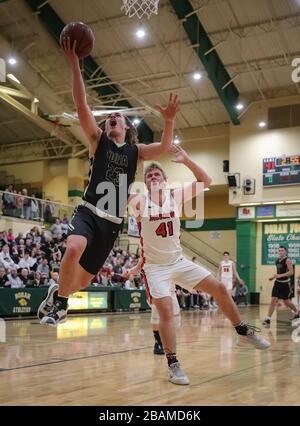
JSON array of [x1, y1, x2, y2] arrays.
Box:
[[263, 246, 299, 327], [38, 37, 180, 326]]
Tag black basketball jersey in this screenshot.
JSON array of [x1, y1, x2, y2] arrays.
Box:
[[275, 257, 290, 282], [83, 132, 138, 218]]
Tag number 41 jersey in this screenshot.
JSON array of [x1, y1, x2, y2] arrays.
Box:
[[138, 193, 182, 265]]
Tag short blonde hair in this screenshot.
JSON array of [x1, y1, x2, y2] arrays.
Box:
[[144, 163, 167, 182]]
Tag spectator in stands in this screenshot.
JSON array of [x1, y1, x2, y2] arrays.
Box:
[[10, 246, 20, 265], [60, 221, 68, 236], [113, 258, 124, 275], [44, 199, 55, 223], [15, 232, 23, 246], [0, 244, 16, 271], [31, 227, 42, 245], [6, 267, 23, 288], [14, 190, 22, 218], [30, 194, 40, 220], [51, 219, 62, 239], [3, 184, 15, 216], [18, 252, 36, 270], [37, 258, 50, 279], [28, 271, 44, 288], [17, 239, 25, 258], [0, 267, 8, 287], [124, 274, 136, 289], [25, 237, 33, 251], [20, 268, 31, 287], [235, 281, 249, 306], [91, 272, 102, 286], [22, 189, 31, 220], [175, 285, 190, 309], [0, 232, 7, 249], [100, 270, 114, 286], [6, 228, 15, 244], [50, 250, 61, 270], [62, 213, 69, 225], [49, 271, 59, 287]]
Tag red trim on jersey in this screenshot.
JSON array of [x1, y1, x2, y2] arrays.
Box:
[[137, 221, 146, 268], [141, 269, 152, 305]]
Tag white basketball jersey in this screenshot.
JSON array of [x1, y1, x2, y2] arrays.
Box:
[[139, 193, 182, 265], [220, 260, 233, 278]]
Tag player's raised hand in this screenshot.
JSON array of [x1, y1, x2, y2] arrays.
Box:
[[61, 37, 79, 65], [171, 145, 189, 164], [155, 93, 180, 122]]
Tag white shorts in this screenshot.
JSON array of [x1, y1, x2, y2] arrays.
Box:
[[143, 256, 211, 300], [151, 289, 180, 325], [221, 277, 233, 290]]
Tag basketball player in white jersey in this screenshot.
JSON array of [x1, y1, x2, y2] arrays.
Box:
[[129, 146, 270, 386], [217, 251, 244, 297]]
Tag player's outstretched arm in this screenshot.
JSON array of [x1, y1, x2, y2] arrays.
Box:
[[62, 37, 101, 155], [232, 262, 244, 284], [172, 146, 212, 204], [138, 93, 180, 160]]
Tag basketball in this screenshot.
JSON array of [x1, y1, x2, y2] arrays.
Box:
[[59, 22, 94, 59]]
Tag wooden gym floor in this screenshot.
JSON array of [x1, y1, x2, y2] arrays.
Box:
[[0, 306, 299, 406]]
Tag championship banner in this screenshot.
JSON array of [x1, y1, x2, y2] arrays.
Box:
[[262, 222, 300, 265]]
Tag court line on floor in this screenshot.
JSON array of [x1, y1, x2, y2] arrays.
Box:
[[132, 355, 287, 406], [0, 345, 153, 372]]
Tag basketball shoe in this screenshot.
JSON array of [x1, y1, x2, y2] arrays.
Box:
[[236, 323, 271, 349], [168, 362, 190, 385], [40, 300, 67, 327], [37, 282, 58, 320]]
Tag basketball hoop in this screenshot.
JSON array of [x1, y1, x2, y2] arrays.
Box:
[[121, 0, 160, 19]]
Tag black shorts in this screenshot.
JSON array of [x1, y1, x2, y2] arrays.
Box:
[[67, 205, 122, 274], [271, 280, 291, 300]]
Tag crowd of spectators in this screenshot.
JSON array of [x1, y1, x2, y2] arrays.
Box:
[[1, 185, 56, 223], [0, 226, 143, 290]]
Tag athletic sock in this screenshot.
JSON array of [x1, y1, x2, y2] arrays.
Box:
[[234, 321, 249, 336], [166, 353, 178, 366], [55, 294, 68, 310]]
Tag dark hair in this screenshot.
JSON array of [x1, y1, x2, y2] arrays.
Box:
[[98, 115, 139, 145], [223, 251, 230, 255], [279, 246, 287, 250], [144, 163, 167, 182]]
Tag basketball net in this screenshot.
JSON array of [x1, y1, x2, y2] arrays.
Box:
[[121, 0, 160, 19]]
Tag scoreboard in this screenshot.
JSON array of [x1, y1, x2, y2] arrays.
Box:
[[263, 155, 300, 186]]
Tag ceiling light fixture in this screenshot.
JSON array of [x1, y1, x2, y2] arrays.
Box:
[[136, 28, 146, 38], [8, 57, 17, 65], [259, 121, 266, 128]]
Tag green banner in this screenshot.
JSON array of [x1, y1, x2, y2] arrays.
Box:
[[0, 287, 148, 316], [114, 289, 148, 310], [0, 288, 48, 316], [262, 222, 300, 265]]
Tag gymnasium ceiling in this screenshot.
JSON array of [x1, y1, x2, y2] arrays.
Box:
[[0, 0, 300, 162]]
